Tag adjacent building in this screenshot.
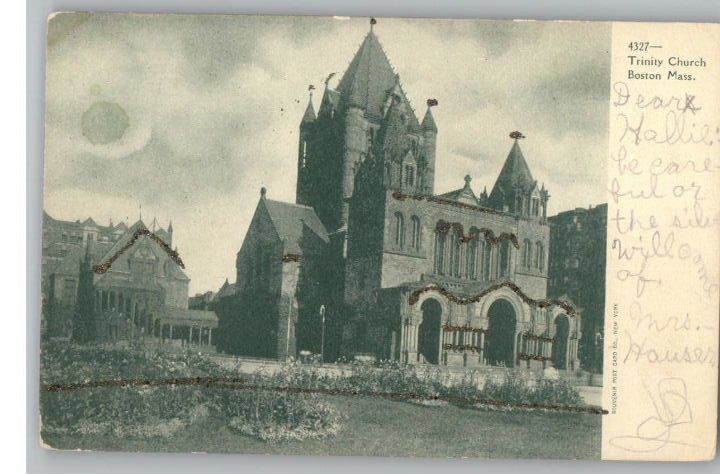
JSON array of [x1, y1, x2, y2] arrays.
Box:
[[548, 204, 608, 373], [41, 213, 218, 347]]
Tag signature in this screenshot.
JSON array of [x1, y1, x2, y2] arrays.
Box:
[[610, 377, 699, 452]]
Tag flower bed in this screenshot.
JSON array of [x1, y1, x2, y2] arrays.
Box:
[[40, 342, 343, 442]]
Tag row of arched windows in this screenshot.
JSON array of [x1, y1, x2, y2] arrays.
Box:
[[433, 228, 512, 280], [522, 239, 545, 271], [393, 212, 421, 251], [384, 161, 418, 190]]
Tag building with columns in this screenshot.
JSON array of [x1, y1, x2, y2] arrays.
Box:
[[42, 212, 217, 347], [215, 25, 582, 370]]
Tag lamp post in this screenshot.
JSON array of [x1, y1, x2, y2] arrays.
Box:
[[320, 305, 326, 363]]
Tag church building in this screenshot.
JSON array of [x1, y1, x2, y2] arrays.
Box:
[[215, 26, 581, 370]]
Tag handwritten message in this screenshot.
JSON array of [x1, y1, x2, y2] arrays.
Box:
[[603, 23, 720, 461]]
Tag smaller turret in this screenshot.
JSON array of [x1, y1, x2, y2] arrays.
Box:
[[296, 92, 316, 206]]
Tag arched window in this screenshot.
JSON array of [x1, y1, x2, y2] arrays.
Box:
[[535, 241, 545, 270], [394, 212, 405, 248], [499, 241, 511, 277], [523, 239, 532, 267], [384, 162, 392, 185], [452, 237, 461, 277], [411, 216, 421, 250], [467, 234, 478, 280], [434, 226, 446, 274], [448, 234, 457, 276], [482, 241, 492, 280]]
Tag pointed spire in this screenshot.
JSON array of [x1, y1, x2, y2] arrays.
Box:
[[301, 93, 316, 125], [167, 220, 173, 232], [421, 107, 438, 132], [335, 28, 420, 130]]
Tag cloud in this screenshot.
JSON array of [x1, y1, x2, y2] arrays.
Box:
[[44, 14, 610, 293]]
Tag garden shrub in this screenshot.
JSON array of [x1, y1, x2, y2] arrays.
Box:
[[222, 388, 343, 442]]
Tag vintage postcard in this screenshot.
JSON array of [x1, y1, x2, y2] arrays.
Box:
[[40, 14, 719, 460]]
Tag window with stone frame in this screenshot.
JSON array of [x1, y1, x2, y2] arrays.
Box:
[[523, 238, 532, 267], [482, 241, 492, 280], [499, 240, 511, 276], [535, 241, 545, 270], [434, 228, 446, 274], [451, 236, 461, 277], [394, 212, 405, 248], [410, 215, 421, 250], [467, 234, 478, 280]]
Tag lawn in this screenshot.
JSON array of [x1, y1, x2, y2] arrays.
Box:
[[43, 394, 601, 459]]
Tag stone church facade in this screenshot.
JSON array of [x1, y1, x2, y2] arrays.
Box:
[[216, 28, 582, 370]]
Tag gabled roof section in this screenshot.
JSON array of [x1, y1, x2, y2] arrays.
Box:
[[489, 140, 536, 202], [214, 278, 237, 301], [377, 97, 412, 159], [336, 31, 420, 129], [94, 219, 188, 280], [438, 175, 479, 206], [262, 199, 329, 255]]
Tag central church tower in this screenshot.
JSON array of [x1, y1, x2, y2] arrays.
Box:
[[295, 26, 438, 235]]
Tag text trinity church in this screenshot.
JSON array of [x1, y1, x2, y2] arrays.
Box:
[[214, 27, 582, 370]]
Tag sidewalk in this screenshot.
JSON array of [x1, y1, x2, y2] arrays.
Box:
[[577, 385, 603, 407]]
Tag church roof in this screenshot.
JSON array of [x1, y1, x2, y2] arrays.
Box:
[[262, 199, 329, 255], [336, 31, 420, 130], [489, 140, 536, 202]]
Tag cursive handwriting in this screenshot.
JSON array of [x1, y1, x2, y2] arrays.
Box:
[[622, 331, 717, 367]]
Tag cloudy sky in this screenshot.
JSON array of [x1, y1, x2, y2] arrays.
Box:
[[44, 14, 610, 294]]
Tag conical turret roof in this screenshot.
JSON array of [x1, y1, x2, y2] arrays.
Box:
[[490, 140, 535, 199]]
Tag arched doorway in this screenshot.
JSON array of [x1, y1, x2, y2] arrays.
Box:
[[551, 314, 569, 370], [418, 299, 442, 364], [486, 299, 517, 367]]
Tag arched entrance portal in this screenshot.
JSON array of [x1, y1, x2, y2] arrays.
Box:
[[418, 299, 442, 364], [551, 314, 569, 370], [486, 299, 517, 367]]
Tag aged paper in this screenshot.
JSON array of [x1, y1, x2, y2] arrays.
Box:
[[602, 22, 719, 461], [39, 14, 718, 460]]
